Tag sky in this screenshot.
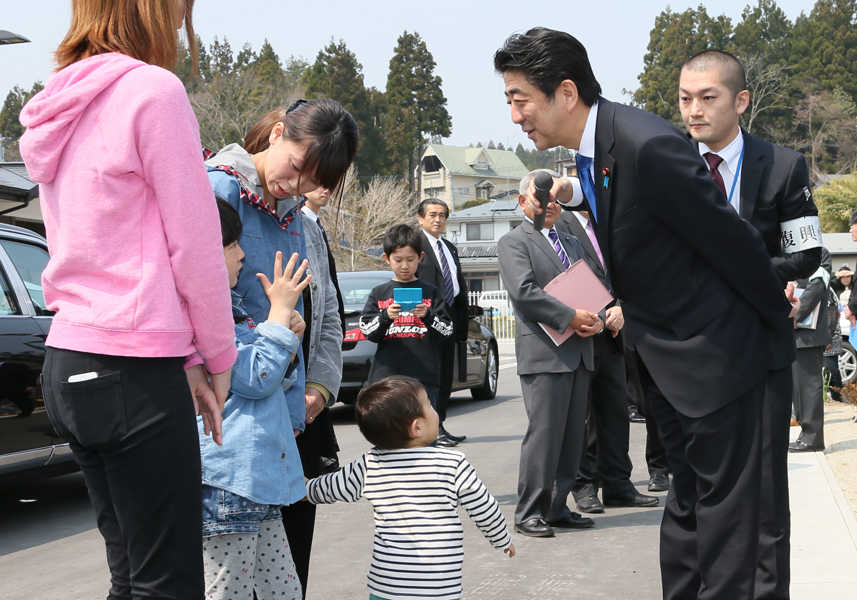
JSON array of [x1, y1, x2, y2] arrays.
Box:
[[2, 0, 815, 149]]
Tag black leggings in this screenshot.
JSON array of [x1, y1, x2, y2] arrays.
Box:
[[42, 348, 204, 600]]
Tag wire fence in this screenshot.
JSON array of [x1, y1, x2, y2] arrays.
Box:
[[468, 290, 516, 340]]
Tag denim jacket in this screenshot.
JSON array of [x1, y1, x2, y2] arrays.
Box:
[[206, 143, 307, 431], [198, 291, 307, 507]]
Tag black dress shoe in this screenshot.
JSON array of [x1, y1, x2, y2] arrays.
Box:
[[515, 517, 555, 537], [547, 512, 594, 529], [434, 433, 458, 447], [627, 406, 646, 423], [788, 440, 823, 453], [603, 489, 660, 507], [440, 424, 466, 443], [648, 472, 670, 492], [573, 491, 604, 514]]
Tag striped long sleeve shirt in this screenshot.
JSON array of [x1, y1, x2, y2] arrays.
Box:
[[306, 446, 512, 600]]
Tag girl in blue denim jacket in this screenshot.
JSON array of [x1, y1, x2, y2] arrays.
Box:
[[198, 200, 311, 600]]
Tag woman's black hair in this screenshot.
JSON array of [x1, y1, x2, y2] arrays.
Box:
[[243, 99, 359, 199], [216, 198, 242, 247], [494, 27, 601, 105]]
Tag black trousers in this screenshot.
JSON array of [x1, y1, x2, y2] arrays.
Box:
[[437, 339, 455, 422], [281, 407, 338, 598], [792, 346, 825, 448], [641, 361, 764, 600], [624, 341, 668, 476], [755, 367, 792, 600], [575, 336, 634, 495], [42, 348, 204, 600]]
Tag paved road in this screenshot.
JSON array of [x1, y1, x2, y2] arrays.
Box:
[[0, 359, 666, 599]]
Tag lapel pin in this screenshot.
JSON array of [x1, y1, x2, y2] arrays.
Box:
[[601, 167, 610, 189]]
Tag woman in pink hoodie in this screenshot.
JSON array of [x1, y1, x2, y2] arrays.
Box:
[[18, 1, 235, 598]]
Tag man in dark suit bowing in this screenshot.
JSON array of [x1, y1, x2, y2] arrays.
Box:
[[558, 207, 659, 513], [495, 28, 794, 599], [498, 170, 602, 538], [679, 50, 820, 600], [415, 198, 469, 446]]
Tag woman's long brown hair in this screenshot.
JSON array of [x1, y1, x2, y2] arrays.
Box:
[[55, 0, 198, 73]]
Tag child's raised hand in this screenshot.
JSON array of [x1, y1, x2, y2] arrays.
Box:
[[387, 303, 401, 319], [412, 303, 428, 318], [257, 251, 311, 326], [504, 544, 516, 558]]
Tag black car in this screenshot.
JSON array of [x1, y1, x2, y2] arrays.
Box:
[[0, 223, 76, 479], [337, 270, 499, 404]]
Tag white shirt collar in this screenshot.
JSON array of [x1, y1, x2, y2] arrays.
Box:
[[698, 127, 743, 173], [577, 100, 599, 158], [422, 228, 441, 242], [523, 215, 554, 235], [301, 204, 319, 222], [573, 211, 590, 228]]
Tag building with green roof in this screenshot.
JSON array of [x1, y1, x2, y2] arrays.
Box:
[[419, 143, 528, 211]]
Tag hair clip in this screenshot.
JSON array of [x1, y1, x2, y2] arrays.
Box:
[[286, 99, 308, 113]]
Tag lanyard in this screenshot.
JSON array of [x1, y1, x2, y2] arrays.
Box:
[[727, 144, 746, 209]]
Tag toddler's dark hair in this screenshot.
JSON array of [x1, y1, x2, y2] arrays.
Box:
[[217, 198, 242, 247], [382, 224, 423, 256], [355, 376, 426, 449]]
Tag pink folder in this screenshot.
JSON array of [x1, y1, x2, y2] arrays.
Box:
[[538, 259, 614, 346]]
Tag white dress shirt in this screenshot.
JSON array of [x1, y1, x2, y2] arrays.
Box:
[[558, 101, 598, 209], [301, 204, 320, 223], [423, 229, 460, 298], [698, 127, 744, 213]]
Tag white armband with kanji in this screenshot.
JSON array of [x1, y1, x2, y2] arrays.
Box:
[[780, 215, 822, 253]]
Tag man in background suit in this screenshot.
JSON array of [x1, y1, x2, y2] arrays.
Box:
[[495, 28, 794, 598], [498, 171, 602, 538], [560, 207, 659, 512], [678, 50, 821, 600], [416, 198, 469, 446]]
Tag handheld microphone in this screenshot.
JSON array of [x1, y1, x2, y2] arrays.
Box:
[[532, 171, 553, 230]]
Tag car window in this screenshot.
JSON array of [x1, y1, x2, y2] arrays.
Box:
[[339, 274, 392, 307], [0, 267, 19, 315], [0, 240, 52, 316]]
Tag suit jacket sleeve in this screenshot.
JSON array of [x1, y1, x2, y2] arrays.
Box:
[[636, 134, 790, 328], [769, 155, 821, 282], [497, 231, 576, 332]]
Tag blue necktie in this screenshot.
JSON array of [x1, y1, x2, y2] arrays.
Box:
[[576, 154, 598, 222], [547, 229, 571, 269], [436, 239, 455, 306]]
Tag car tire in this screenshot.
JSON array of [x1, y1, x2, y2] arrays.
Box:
[[839, 341, 857, 385], [471, 343, 498, 401]]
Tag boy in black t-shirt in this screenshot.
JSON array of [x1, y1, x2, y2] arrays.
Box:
[[359, 224, 454, 414]]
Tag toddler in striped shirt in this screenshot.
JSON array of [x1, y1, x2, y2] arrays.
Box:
[[306, 376, 514, 600]]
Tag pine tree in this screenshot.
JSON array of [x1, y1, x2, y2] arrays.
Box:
[[302, 39, 389, 177], [384, 31, 452, 190]]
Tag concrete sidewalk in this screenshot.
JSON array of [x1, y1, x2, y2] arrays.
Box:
[[498, 339, 857, 598]]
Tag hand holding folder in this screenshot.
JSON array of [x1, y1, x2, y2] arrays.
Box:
[[538, 260, 614, 346]]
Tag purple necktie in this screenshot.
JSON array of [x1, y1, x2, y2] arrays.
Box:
[[548, 228, 571, 270], [436, 239, 455, 306], [585, 218, 605, 268]]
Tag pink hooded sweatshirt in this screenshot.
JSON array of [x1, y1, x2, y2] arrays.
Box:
[[19, 53, 236, 373]]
